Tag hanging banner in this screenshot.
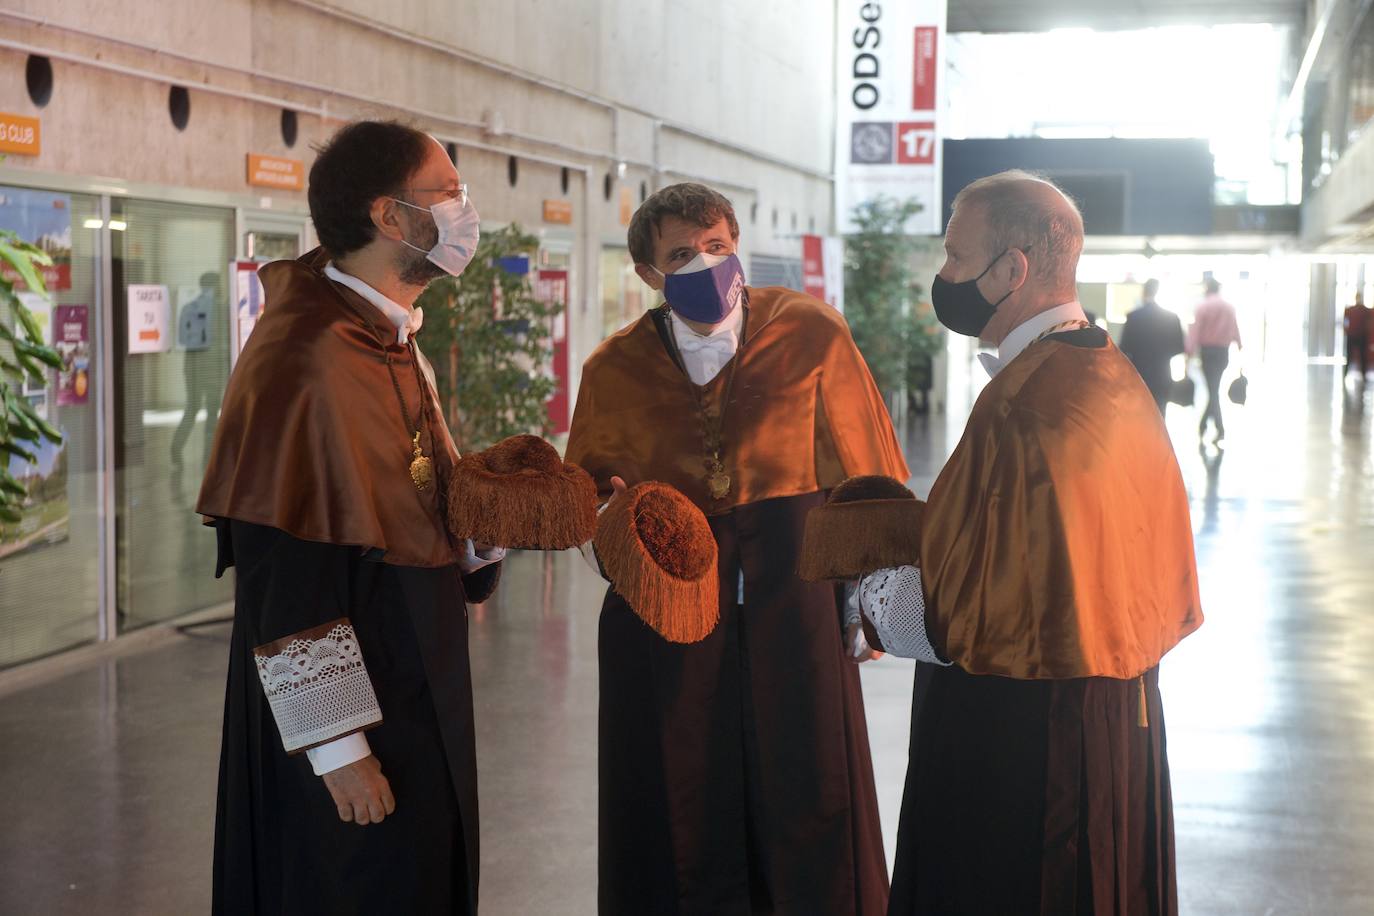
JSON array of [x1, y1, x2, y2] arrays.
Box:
[[802, 235, 827, 301], [801, 234, 846, 313], [535, 269, 571, 435], [834, 2, 945, 235], [53, 305, 90, 406]]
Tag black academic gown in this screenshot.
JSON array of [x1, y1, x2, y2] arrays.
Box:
[[598, 494, 888, 916], [211, 520, 500, 916]]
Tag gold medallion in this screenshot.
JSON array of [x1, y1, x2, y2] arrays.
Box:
[[409, 432, 434, 492], [705, 456, 730, 499], [708, 470, 731, 500]]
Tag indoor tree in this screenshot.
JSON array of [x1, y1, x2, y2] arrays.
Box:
[[843, 196, 926, 400], [415, 223, 561, 452], [0, 230, 63, 529]]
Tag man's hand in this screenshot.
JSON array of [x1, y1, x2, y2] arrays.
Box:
[[605, 475, 628, 508], [322, 754, 396, 825], [846, 620, 884, 664]]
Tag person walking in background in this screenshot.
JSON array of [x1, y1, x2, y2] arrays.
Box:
[[1344, 291, 1372, 379], [1187, 277, 1242, 444], [1121, 278, 1185, 416], [171, 272, 225, 482]]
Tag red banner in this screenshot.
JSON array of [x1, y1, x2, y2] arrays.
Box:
[[802, 235, 826, 301], [536, 269, 571, 435], [913, 26, 939, 112]]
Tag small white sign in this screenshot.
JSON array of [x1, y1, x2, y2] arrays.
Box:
[[127, 284, 171, 354]]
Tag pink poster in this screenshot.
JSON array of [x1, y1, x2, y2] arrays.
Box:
[[53, 305, 90, 406]]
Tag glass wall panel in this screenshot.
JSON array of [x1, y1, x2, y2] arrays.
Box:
[[0, 188, 104, 666], [599, 246, 643, 338], [110, 198, 233, 631]]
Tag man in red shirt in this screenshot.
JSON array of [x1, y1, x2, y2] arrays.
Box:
[[1187, 278, 1242, 443], [1343, 292, 1372, 379]]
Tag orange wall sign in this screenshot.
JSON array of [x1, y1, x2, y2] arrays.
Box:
[[246, 153, 304, 191], [0, 113, 41, 156], [543, 199, 573, 224]]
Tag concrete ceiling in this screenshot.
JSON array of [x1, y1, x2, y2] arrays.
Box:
[[949, 0, 1306, 33]]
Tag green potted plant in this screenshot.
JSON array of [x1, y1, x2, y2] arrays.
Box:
[[903, 291, 945, 415], [0, 229, 63, 530], [415, 223, 561, 452], [844, 196, 927, 403]]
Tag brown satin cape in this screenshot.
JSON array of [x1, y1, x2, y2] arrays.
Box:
[[566, 287, 910, 512], [922, 335, 1202, 680], [197, 248, 462, 568]]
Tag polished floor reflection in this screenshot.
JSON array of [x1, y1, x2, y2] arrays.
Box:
[[0, 363, 1371, 915]]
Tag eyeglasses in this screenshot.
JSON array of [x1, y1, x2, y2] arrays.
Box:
[[405, 183, 468, 207]]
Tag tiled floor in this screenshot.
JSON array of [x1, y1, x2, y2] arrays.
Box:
[[0, 363, 1371, 915]]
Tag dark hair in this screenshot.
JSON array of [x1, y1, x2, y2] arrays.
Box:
[[307, 120, 433, 257], [627, 182, 739, 265], [199, 271, 220, 289], [1204, 277, 1221, 295], [1143, 278, 1159, 298]]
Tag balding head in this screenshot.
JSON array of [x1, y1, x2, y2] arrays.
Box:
[[951, 171, 1084, 299], [938, 171, 1087, 345]]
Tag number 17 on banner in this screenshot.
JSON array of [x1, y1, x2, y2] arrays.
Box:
[[896, 122, 936, 165]]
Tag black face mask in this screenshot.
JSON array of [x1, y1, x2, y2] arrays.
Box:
[[931, 248, 1024, 338]]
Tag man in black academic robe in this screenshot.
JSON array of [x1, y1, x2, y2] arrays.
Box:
[[199, 121, 503, 915]]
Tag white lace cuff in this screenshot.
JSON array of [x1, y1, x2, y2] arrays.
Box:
[[253, 619, 383, 754], [858, 566, 952, 665]]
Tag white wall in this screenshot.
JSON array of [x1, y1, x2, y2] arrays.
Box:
[[0, 0, 841, 387]]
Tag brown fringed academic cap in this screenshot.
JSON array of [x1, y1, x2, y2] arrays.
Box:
[[798, 475, 923, 581], [447, 435, 598, 549], [593, 482, 719, 644]]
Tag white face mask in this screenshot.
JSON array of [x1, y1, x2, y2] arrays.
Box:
[[392, 195, 481, 277]]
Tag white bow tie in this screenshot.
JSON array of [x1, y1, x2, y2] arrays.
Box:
[[397, 307, 424, 345], [677, 333, 736, 357], [977, 351, 1001, 378]]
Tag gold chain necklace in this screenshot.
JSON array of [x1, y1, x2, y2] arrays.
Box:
[[384, 340, 435, 493], [667, 307, 747, 501], [323, 274, 435, 493], [1032, 318, 1091, 346]]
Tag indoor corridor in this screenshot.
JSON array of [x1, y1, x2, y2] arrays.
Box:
[[1, 361, 1372, 915]]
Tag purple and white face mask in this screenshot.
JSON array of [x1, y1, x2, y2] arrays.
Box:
[[657, 252, 745, 325]]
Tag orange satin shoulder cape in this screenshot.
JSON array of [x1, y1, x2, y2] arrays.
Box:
[[566, 286, 909, 515], [922, 337, 1203, 679], [196, 248, 463, 568]]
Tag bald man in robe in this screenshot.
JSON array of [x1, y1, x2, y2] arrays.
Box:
[[852, 172, 1202, 915]]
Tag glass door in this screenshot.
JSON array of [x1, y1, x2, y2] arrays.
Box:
[[111, 198, 235, 631]]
